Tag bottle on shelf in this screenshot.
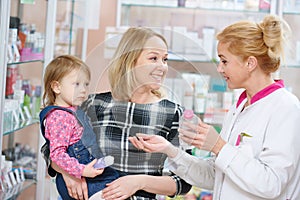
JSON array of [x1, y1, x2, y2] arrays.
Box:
[[179, 109, 199, 153], [31, 85, 41, 119], [21, 79, 31, 119]]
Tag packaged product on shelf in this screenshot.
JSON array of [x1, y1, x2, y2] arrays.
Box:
[[202, 27, 215, 60], [172, 26, 187, 54], [177, 0, 186, 7], [181, 73, 196, 110], [5, 65, 18, 98], [7, 28, 20, 63], [259, 0, 270, 11], [222, 91, 233, 110], [194, 74, 210, 114], [3, 99, 20, 132], [19, 23, 45, 61], [21, 79, 32, 119], [31, 85, 42, 119]]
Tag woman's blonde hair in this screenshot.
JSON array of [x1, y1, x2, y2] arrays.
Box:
[[108, 27, 168, 101], [42, 55, 91, 107], [217, 14, 291, 74]]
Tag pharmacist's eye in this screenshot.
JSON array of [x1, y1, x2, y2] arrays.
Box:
[[221, 60, 227, 65], [163, 58, 168, 62]]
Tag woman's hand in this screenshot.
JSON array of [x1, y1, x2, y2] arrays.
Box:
[[179, 120, 226, 154], [129, 133, 179, 158], [62, 172, 88, 200], [51, 162, 88, 199], [101, 175, 144, 200]]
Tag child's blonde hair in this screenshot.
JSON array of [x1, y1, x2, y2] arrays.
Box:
[[42, 55, 91, 107]]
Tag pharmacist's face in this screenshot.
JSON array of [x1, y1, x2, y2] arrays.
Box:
[[217, 42, 249, 89], [54, 69, 90, 107], [133, 36, 168, 92]]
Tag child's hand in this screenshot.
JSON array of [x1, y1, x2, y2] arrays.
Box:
[[82, 159, 104, 178]]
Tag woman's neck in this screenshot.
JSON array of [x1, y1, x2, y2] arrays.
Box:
[[245, 74, 274, 106], [130, 90, 161, 104]]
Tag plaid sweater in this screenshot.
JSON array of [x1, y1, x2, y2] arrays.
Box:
[[81, 92, 191, 199]]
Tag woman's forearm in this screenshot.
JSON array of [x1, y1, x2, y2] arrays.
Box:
[[138, 175, 177, 196]]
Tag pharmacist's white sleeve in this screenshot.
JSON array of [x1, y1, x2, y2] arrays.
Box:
[[166, 149, 215, 190]]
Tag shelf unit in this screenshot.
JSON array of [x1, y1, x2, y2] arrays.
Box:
[[55, 0, 97, 61], [117, 0, 300, 65], [0, 1, 57, 199], [116, 0, 300, 98]]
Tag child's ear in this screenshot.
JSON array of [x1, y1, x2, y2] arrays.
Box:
[[51, 81, 61, 94]]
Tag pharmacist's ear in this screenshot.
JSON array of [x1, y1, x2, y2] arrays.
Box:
[[246, 56, 257, 72], [51, 81, 61, 94]]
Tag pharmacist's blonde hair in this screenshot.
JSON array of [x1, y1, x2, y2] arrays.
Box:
[[108, 27, 168, 101], [42, 55, 91, 107], [217, 14, 291, 74]]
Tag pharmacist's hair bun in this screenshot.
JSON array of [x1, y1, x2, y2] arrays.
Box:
[[259, 15, 291, 60]]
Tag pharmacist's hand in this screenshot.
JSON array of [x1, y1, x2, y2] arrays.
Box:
[[62, 172, 88, 200], [102, 175, 144, 200], [129, 133, 179, 158], [179, 120, 226, 154], [82, 159, 104, 178]]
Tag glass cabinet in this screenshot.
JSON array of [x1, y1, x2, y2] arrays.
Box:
[[116, 0, 300, 114], [0, 1, 57, 199]]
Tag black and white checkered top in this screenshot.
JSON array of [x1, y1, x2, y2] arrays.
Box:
[[81, 92, 191, 199]]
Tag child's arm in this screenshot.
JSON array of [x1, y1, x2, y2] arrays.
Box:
[[45, 110, 100, 179]]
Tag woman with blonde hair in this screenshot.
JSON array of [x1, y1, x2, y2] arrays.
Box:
[[46, 27, 192, 200], [131, 15, 300, 200]]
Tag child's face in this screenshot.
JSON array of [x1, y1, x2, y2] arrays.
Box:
[[54, 69, 90, 107]]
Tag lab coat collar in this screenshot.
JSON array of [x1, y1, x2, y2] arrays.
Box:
[[236, 80, 284, 108]]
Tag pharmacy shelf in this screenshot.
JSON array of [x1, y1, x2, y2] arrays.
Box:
[[7, 59, 44, 66], [0, 1, 57, 200], [3, 119, 39, 136], [0, 179, 36, 200]]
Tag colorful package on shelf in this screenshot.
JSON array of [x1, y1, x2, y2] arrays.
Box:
[[20, 47, 44, 61], [163, 186, 212, 200]]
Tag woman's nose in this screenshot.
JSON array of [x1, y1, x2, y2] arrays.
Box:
[[217, 63, 224, 72]]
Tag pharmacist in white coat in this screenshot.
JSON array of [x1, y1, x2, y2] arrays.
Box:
[[130, 14, 300, 200]]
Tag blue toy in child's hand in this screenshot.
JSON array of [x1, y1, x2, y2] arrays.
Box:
[[93, 155, 114, 169]]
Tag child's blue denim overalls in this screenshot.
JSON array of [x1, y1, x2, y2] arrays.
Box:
[[40, 106, 119, 199]]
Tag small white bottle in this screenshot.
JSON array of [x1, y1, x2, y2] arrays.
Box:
[[179, 109, 199, 153], [93, 155, 114, 169]]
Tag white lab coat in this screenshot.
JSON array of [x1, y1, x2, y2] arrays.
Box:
[[168, 88, 300, 199]]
